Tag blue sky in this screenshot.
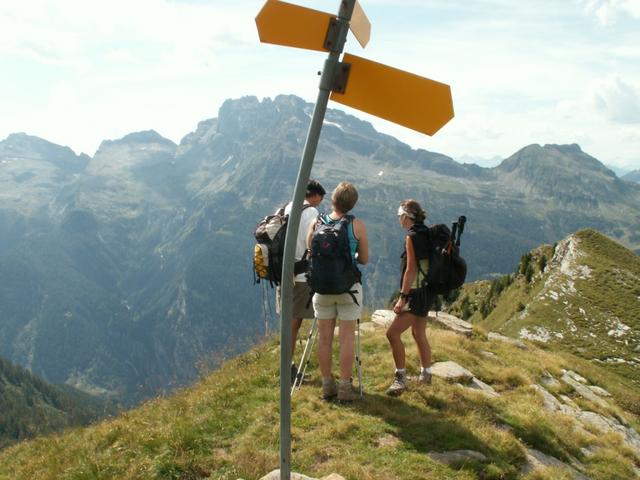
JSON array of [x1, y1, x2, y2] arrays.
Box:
[[1, 0, 639, 170]]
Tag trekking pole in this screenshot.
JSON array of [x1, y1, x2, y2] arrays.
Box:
[[355, 317, 363, 398], [291, 317, 318, 395], [447, 221, 457, 255], [297, 320, 318, 390], [456, 215, 466, 246]]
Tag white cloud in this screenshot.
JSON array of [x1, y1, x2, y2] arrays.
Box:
[[1, 0, 639, 169], [581, 0, 640, 25], [105, 49, 136, 64], [593, 76, 640, 124]]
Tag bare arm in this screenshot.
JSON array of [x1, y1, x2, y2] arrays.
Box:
[[394, 235, 416, 313], [353, 218, 368, 265], [305, 220, 315, 250], [400, 235, 417, 293]]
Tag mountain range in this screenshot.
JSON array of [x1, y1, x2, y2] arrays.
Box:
[[1, 94, 639, 405], [623, 169, 640, 183]]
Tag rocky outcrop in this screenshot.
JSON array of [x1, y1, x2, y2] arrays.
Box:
[[521, 448, 590, 480], [431, 361, 499, 397], [258, 471, 345, 480], [428, 312, 473, 337], [530, 375, 640, 458], [488, 332, 527, 349], [431, 361, 474, 384], [371, 310, 395, 328]]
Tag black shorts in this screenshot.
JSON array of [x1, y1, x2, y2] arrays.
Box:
[[406, 287, 435, 317]]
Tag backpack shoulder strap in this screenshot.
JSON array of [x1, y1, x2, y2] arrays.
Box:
[[317, 213, 330, 226]]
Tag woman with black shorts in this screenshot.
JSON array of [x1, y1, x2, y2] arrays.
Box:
[[385, 199, 434, 397]]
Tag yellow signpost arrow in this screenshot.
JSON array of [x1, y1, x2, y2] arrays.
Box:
[[255, 0, 333, 52], [255, 0, 452, 135], [331, 53, 454, 136], [255, 0, 371, 51]]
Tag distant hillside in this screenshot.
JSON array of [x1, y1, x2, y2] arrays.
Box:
[[623, 169, 640, 183], [449, 229, 640, 386], [2, 94, 640, 405], [0, 356, 110, 449], [1, 314, 639, 479]]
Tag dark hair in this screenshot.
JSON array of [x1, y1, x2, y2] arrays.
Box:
[[400, 199, 426, 223], [306, 179, 326, 197], [332, 182, 358, 213]]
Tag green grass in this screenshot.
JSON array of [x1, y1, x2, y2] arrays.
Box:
[[1, 318, 638, 479], [450, 230, 640, 396]]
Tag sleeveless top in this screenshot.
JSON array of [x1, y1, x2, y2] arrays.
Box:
[[401, 222, 430, 289]]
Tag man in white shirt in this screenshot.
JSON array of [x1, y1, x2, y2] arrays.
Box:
[[277, 179, 326, 383]]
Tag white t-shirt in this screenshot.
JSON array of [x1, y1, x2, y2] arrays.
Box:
[[284, 200, 319, 282]]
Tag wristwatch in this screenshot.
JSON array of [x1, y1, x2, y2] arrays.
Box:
[[399, 292, 410, 300]]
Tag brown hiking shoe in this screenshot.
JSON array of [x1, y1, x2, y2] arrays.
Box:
[[337, 379, 357, 402], [418, 371, 432, 385], [386, 371, 407, 397], [322, 378, 337, 400]]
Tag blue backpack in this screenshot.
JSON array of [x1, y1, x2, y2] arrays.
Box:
[[306, 214, 361, 295]]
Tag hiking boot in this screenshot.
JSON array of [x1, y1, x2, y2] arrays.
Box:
[[322, 378, 337, 401], [418, 371, 432, 385], [386, 372, 407, 397], [337, 380, 357, 402]]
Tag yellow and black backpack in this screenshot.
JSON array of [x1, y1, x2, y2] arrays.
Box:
[[253, 204, 311, 286]]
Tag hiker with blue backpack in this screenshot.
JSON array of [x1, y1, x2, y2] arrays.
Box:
[[386, 200, 435, 397], [305, 182, 369, 402]]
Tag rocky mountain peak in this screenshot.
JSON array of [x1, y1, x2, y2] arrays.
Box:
[[623, 169, 640, 183], [496, 143, 629, 206], [499, 143, 614, 176], [97, 130, 176, 151], [0, 132, 89, 172]]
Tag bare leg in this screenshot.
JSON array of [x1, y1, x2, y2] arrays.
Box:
[[386, 312, 418, 369], [411, 317, 431, 368], [317, 318, 336, 379], [291, 317, 303, 358], [338, 320, 356, 381]]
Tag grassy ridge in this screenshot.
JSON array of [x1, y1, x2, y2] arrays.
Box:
[[0, 356, 110, 449], [450, 229, 640, 396], [1, 319, 638, 479]]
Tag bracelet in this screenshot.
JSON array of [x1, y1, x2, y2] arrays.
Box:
[[399, 292, 410, 300]]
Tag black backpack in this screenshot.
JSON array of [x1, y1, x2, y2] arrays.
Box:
[[306, 214, 361, 295], [253, 204, 311, 285], [415, 216, 467, 295]]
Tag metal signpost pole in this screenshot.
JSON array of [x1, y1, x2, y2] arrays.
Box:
[[279, 2, 356, 478]]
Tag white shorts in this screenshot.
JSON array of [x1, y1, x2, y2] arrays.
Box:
[[312, 283, 363, 321]]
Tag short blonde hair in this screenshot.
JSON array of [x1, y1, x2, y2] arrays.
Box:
[[332, 182, 358, 213]]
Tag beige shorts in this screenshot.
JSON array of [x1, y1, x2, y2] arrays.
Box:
[[276, 282, 315, 319], [312, 283, 363, 321]]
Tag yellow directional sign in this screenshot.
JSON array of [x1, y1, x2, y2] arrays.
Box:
[[330, 53, 454, 136], [255, 0, 333, 52], [255, 0, 370, 52]]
